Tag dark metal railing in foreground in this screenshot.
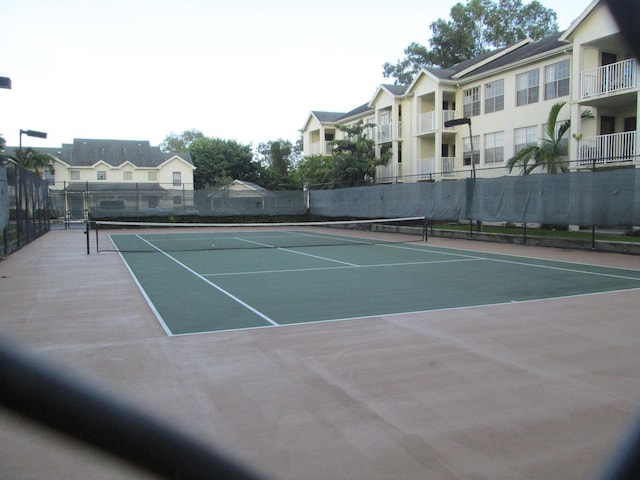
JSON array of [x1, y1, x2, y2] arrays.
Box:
[[0, 333, 270, 480]]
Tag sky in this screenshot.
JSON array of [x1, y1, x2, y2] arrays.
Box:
[[0, 0, 591, 152]]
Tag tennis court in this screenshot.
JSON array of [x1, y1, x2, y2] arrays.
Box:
[[100, 222, 640, 336]]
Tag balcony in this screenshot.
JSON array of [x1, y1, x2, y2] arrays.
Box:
[[580, 58, 638, 99], [577, 131, 637, 166], [308, 141, 333, 156], [416, 110, 457, 135], [418, 157, 456, 179], [374, 122, 402, 143]]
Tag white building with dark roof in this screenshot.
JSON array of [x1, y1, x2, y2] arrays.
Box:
[[301, 0, 639, 182], [42, 138, 195, 189]]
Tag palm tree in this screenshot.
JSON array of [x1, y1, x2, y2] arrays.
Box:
[[506, 101, 573, 175], [9, 147, 55, 178]]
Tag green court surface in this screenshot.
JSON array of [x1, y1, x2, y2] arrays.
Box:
[[109, 230, 640, 336]]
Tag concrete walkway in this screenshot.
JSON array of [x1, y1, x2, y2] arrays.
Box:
[[1, 229, 640, 480]]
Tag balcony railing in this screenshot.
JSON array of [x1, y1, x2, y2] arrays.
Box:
[[308, 141, 333, 156], [418, 157, 456, 178], [580, 58, 638, 99], [577, 131, 637, 165], [416, 110, 457, 135], [374, 122, 402, 143]]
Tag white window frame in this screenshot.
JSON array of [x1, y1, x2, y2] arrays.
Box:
[[516, 69, 540, 106], [463, 135, 480, 166], [70, 170, 80, 181], [148, 171, 158, 182], [172, 171, 182, 187], [484, 131, 504, 164], [514, 126, 539, 153], [485, 79, 504, 114], [463, 86, 481, 117], [123, 171, 133, 181], [97, 170, 107, 181], [544, 60, 570, 100]]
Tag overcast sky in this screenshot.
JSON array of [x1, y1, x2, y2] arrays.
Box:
[[1, 0, 591, 151]]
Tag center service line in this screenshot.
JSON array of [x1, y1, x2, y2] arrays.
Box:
[[236, 237, 360, 267], [134, 234, 279, 326]]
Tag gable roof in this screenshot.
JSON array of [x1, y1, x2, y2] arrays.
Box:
[[311, 111, 345, 123], [560, 0, 600, 42], [45, 139, 193, 168]]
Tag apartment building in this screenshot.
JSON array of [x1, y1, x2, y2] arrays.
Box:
[[301, 0, 638, 182], [41, 138, 195, 189], [37, 138, 195, 218]]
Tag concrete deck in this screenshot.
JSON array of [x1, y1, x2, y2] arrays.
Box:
[[1, 229, 640, 480]]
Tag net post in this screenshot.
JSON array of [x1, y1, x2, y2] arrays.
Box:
[[423, 217, 428, 242], [95, 221, 100, 253], [85, 219, 90, 255]]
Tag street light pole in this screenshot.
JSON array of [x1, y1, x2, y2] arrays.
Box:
[[444, 116, 479, 237], [19, 129, 48, 150]]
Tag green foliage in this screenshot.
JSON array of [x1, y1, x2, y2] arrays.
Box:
[[383, 0, 558, 84], [256, 139, 302, 190], [298, 122, 390, 188], [330, 122, 390, 186], [297, 154, 334, 187], [189, 137, 261, 188], [160, 129, 205, 152], [8, 147, 55, 178], [506, 101, 574, 175]]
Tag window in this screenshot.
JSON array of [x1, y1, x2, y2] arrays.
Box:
[[485, 80, 504, 113], [123, 171, 133, 181], [148, 171, 158, 182], [544, 60, 570, 100], [70, 170, 80, 181], [97, 170, 107, 181], [463, 86, 480, 117], [173, 196, 182, 206], [484, 131, 504, 164], [514, 126, 538, 153], [516, 69, 539, 106], [463, 135, 480, 166], [172, 171, 182, 186]]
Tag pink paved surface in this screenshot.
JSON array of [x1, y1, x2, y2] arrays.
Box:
[[1, 229, 640, 479]]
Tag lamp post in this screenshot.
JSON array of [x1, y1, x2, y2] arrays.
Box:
[[19, 129, 48, 150], [444, 117, 476, 179], [0, 75, 10, 90], [445, 116, 478, 237]]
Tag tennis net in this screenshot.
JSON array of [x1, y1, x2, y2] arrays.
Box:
[[91, 217, 428, 253]]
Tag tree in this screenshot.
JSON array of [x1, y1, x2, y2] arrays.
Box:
[[297, 154, 334, 188], [160, 129, 205, 152], [330, 122, 390, 187], [506, 101, 571, 174], [383, 0, 558, 84], [8, 147, 55, 178], [256, 139, 302, 189], [189, 137, 260, 187]]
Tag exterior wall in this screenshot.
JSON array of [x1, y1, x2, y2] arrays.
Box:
[[157, 157, 195, 189]]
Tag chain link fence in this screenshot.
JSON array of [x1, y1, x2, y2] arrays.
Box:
[[1, 163, 50, 257]]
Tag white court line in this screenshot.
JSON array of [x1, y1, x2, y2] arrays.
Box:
[[236, 237, 360, 267], [380, 242, 640, 282], [202, 258, 482, 277], [109, 235, 174, 336], [134, 234, 279, 326], [169, 285, 640, 336]]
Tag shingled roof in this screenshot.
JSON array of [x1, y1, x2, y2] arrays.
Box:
[[44, 139, 193, 168]]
